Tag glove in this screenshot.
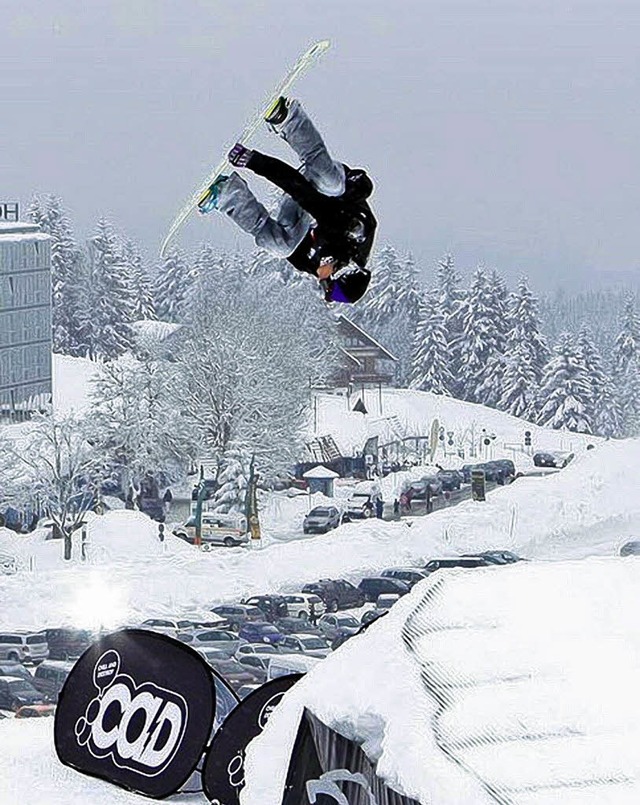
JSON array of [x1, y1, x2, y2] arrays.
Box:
[[228, 143, 254, 168]]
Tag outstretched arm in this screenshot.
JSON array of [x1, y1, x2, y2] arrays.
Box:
[[245, 151, 331, 222]]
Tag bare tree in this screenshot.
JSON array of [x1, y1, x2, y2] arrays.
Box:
[[0, 412, 102, 560]]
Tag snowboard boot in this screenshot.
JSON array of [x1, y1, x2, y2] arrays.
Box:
[[197, 175, 230, 214], [228, 142, 254, 168], [264, 96, 290, 131]]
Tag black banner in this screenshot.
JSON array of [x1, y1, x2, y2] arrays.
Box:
[[282, 709, 420, 805], [54, 629, 215, 799], [203, 674, 302, 804]]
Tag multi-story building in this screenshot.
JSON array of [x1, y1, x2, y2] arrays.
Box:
[[0, 219, 52, 421]]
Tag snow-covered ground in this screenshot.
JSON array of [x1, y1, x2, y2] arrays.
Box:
[[0, 358, 631, 803]]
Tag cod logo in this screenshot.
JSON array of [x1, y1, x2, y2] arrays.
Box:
[[75, 649, 188, 776], [55, 629, 216, 799]]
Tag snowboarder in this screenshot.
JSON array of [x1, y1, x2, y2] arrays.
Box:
[[198, 97, 377, 304]]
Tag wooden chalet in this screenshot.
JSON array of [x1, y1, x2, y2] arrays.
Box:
[[331, 316, 398, 389]]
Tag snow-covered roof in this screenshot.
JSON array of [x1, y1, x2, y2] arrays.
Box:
[[337, 315, 399, 362], [0, 221, 50, 243], [302, 465, 340, 479]]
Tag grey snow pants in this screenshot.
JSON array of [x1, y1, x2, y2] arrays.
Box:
[[217, 100, 346, 257]]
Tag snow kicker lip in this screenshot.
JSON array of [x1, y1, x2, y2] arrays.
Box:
[[54, 629, 215, 799]]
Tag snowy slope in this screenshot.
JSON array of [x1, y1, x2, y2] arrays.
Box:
[[307, 387, 596, 461]]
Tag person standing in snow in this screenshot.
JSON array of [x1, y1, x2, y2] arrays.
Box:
[[375, 497, 384, 519], [198, 97, 377, 304]]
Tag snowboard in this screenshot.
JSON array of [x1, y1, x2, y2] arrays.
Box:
[[160, 39, 331, 258]]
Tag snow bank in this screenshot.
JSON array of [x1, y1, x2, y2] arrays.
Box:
[[241, 556, 640, 804], [52, 353, 101, 414]]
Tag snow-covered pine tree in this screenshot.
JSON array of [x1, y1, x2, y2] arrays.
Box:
[[211, 447, 249, 513], [576, 325, 610, 432], [594, 376, 624, 438], [618, 356, 640, 437], [497, 277, 548, 419], [27, 194, 85, 354], [458, 268, 507, 403], [80, 218, 136, 359], [612, 294, 640, 378], [123, 240, 156, 321], [498, 344, 539, 420], [357, 244, 423, 385], [537, 332, 593, 433], [410, 291, 454, 395], [154, 248, 191, 322], [434, 253, 466, 395]]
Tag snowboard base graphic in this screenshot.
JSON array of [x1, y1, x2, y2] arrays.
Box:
[[160, 40, 331, 258]]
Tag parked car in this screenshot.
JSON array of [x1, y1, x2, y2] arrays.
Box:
[[282, 593, 326, 621], [619, 540, 640, 557], [237, 684, 262, 699], [278, 634, 332, 658], [235, 655, 269, 682], [274, 617, 324, 637], [303, 506, 343, 534], [301, 579, 365, 612], [532, 451, 574, 469], [173, 512, 249, 548], [196, 646, 236, 667], [437, 469, 463, 491], [45, 628, 93, 661], [139, 618, 196, 639], [380, 567, 429, 588], [238, 621, 286, 645], [32, 660, 75, 702], [0, 662, 32, 682], [375, 593, 401, 611], [267, 653, 320, 680], [207, 657, 266, 693], [210, 604, 264, 632], [0, 676, 45, 711], [0, 632, 48, 664], [357, 576, 411, 603], [317, 614, 361, 642], [345, 485, 381, 519], [360, 608, 384, 627], [461, 464, 486, 483], [483, 460, 515, 484], [423, 556, 492, 574], [178, 630, 240, 657], [235, 643, 281, 659], [15, 704, 56, 718], [472, 550, 525, 565], [241, 595, 289, 622], [178, 612, 230, 630]]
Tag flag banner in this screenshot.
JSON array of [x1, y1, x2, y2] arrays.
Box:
[[282, 709, 420, 805], [203, 674, 302, 804], [54, 629, 216, 799]]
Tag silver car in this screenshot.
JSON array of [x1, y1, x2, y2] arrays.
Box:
[[179, 630, 240, 658], [303, 506, 342, 534], [278, 633, 332, 658], [0, 632, 49, 664]]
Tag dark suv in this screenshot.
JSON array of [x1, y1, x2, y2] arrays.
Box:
[[210, 604, 264, 632], [357, 576, 411, 602], [241, 595, 289, 622], [45, 628, 94, 661], [423, 556, 492, 573], [301, 579, 365, 612]]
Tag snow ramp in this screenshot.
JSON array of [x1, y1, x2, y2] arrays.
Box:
[[242, 557, 640, 804]]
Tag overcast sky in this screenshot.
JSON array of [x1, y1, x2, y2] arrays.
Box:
[[2, 0, 639, 291]]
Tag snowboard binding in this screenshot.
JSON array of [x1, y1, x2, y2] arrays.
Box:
[[197, 175, 229, 214]]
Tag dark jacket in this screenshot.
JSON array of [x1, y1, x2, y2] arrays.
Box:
[[247, 152, 377, 277]]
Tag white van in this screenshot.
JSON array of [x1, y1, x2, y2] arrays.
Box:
[[267, 653, 320, 680]]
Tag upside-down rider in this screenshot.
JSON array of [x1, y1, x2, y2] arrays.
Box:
[[198, 97, 377, 304]]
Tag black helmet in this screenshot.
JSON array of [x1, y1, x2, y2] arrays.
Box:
[[324, 265, 371, 304], [342, 166, 374, 201]]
